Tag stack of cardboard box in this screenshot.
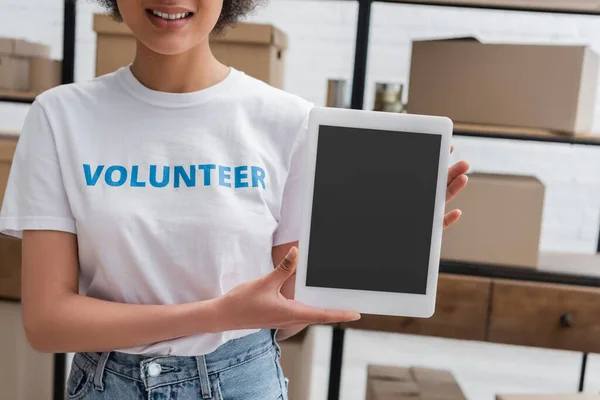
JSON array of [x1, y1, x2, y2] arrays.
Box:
[[366, 365, 467, 400], [0, 38, 61, 94]]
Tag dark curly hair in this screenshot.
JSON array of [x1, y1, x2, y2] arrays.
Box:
[[94, 0, 264, 32]]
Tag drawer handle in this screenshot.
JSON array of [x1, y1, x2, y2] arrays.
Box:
[[560, 313, 574, 328]]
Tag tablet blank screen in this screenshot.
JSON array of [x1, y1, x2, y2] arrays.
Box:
[[306, 125, 442, 295]]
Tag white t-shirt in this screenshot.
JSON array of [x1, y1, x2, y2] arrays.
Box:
[[0, 66, 313, 356]]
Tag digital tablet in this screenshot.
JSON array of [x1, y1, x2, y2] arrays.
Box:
[[294, 107, 453, 318]]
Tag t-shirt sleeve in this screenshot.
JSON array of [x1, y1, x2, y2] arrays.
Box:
[[0, 100, 76, 238], [272, 112, 310, 246]]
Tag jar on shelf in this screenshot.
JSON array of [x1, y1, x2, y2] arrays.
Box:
[[374, 83, 406, 113]]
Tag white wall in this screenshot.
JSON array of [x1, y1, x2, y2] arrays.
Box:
[[2, 1, 600, 399]]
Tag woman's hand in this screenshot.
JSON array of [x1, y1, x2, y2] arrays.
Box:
[[443, 146, 470, 229], [218, 247, 360, 331]]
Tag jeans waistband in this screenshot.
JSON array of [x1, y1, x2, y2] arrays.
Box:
[[76, 329, 276, 390]]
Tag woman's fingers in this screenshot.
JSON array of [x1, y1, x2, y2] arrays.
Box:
[[444, 209, 462, 228], [446, 174, 468, 203], [447, 160, 470, 185]]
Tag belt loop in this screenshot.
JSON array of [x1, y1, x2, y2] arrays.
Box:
[[195, 355, 212, 398], [94, 352, 111, 391]]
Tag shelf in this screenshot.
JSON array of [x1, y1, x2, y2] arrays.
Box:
[[453, 122, 600, 146], [379, 0, 600, 15], [0, 90, 37, 104]]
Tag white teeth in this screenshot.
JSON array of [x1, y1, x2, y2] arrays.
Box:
[[151, 10, 189, 20]]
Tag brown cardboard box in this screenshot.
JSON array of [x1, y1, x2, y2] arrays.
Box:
[[0, 55, 29, 91], [497, 395, 600, 400], [408, 38, 599, 134], [441, 173, 545, 268], [0, 38, 52, 92], [0, 38, 50, 58], [367, 366, 413, 400], [366, 365, 467, 400], [369, 365, 413, 382], [93, 14, 288, 88], [29, 58, 62, 93], [369, 380, 420, 400], [93, 14, 137, 78], [13, 40, 50, 58], [211, 23, 288, 89]]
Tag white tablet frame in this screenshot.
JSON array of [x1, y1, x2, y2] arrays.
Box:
[[294, 107, 453, 318]]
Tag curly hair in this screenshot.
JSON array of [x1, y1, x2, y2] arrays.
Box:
[[94, 0, 264, 32]]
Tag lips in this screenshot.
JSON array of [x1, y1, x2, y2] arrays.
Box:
[[145, 8, 194, 29]]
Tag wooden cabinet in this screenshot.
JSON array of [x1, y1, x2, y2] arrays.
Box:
[[342, 274, 492, 341], [488, 280, 600, 353]]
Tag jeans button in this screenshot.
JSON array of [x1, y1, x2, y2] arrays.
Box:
[[148, 362, 162, 377]]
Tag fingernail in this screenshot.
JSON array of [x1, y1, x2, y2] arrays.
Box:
[[285, 247, 298, 261]]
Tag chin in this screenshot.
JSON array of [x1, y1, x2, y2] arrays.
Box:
[[141, 37, 198, 56]]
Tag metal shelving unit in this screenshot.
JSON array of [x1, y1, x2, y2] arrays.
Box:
[[328, 1, 600, 399]]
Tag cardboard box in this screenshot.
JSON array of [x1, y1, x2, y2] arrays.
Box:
[[408, 38, 599, 134], [93, 14, 288, 88], [0, 38, 52, 92], [93, 14, 137, 79], [497, 395, 600, 400], [29, 58, 62, 93], [441, 173, 545, 268], [366, 365, 467, 400], [0, 38, 50, 58], [369, 380, 420, 400], [369, 365, 413, 382], [0, 55, 29, 91], [211, 23, 288, 89]]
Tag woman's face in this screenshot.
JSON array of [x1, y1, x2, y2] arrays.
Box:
[[116, 0, 223, 55]]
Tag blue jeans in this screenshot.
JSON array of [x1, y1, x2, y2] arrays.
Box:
[[66, 330, 289, 400]]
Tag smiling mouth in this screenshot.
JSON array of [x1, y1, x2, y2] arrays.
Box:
[[146, 9, 194, 21]]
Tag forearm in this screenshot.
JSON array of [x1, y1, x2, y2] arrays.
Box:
[[23, 293, 226, 354]]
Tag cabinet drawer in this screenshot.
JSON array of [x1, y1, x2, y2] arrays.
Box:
[[488, 280, 600, 353], [342, 274, 491, 341]]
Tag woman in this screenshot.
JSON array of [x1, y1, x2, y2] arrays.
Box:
[[0, 0, 469, 399]]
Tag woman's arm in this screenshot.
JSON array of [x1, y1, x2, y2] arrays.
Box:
[[21, 230, 226, 353], [22, 231, 358, 354]]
